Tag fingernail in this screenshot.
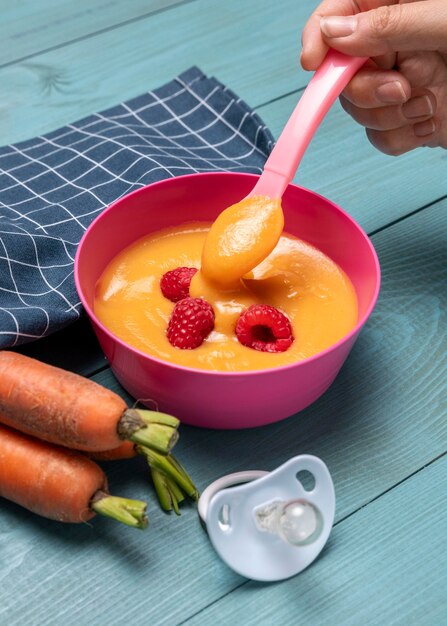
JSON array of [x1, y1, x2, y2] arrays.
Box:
[[414, 119, 436, 137], [376, 81, 407, 104], [320, 16, 357, 38], [403, 95, 434, 119]]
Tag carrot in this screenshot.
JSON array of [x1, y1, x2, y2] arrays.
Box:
[[0, 351, 178, 454], [89, 440, 137, 461], [88, 443, 199, 515], [0, 424, 148, 528]]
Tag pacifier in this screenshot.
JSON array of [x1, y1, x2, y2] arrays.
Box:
[[198, 455, 335, 582]]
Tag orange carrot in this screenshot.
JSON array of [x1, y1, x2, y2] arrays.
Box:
[[88, 443, 199, 515], [89, 440, 137, 461], [0, 424, 148, 528], [0, 351, 178, 454]]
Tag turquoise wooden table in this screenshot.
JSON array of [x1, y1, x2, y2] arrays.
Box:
[[2, 1, 446, 624]]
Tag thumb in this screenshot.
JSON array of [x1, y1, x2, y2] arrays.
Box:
[[319, 1, 447, 56]]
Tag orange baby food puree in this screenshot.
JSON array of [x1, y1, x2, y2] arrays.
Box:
[[94, 219, 358, 372], [200, 195, 284, 286]]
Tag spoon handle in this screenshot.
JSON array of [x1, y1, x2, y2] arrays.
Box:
[[249, 50, 367, 199]]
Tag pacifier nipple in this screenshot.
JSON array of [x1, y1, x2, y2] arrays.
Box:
[[198, 455, 336, 582], [255, 498, 324, 546]]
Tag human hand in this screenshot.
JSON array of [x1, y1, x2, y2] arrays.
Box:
[[301, 0, 447, 155]]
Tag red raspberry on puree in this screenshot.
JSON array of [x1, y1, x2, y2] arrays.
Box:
[[160, 267, 198, 302], [236, 304, 294, 353], [167, 297, 215, 349]]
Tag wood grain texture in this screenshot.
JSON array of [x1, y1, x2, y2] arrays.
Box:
[[5, 0, 446, 242], [0, 0, 193, 66], [2, 0, 446, 623], [4, 201, 443, 625], [187, 454, 447, 626], [1, 0, 316, 144]]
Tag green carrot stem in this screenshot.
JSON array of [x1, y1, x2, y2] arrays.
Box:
[[151, 468, 184, 515], [90, 491, 148, 529], [137, 447, 199, 501], [151, 469, 173, 512], [165, 474, 185, 504], [167, 454, 197, 492], [136, 409, 180, 429], [118, 409, 179, 454], [130, 423, 179, 454]]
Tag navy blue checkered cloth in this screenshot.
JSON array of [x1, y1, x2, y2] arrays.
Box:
[[0, 67, 274, 348]]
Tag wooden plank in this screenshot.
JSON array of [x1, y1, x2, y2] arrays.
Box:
[[2, 200, 441, 625], [1, 0, 317, 144], [1, 1, 444, 623], [259, 94, 447, 234], [185, 454, 447, 626], [0, 0, 193, 67]]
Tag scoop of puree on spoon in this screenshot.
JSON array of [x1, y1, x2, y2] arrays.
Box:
[[198, 50, 367, 289]]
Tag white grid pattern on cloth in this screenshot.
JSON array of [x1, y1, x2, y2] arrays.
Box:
[[0, 67, 274, 348]]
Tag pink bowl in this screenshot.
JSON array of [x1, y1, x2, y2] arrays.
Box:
[[74, 172, 380, 429]]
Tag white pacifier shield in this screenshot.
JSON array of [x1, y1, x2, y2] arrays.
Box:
[[202, 455, 335, 582]]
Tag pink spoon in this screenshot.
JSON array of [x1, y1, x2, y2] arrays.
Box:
[[249, 50, 368, 199], [199, 50, 368, 286]]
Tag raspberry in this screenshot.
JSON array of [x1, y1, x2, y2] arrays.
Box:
[[167, 297, 215, 349], [235, 304, 294, 353], [160, 267, 198, 302]]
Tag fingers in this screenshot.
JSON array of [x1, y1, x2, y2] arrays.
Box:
[[319, 0, 447, 57], [342, 66, 411, 107], [300, 0, 404, 69], [366, 117, 439, 155], [301, 0, 355, 69], [301, 11, 329, 71], [341, 79, 438, 154], [340, 90, 436, 131], [299, 0, 446, 155]]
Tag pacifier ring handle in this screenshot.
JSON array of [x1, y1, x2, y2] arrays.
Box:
[[198, 470, 268, 523]]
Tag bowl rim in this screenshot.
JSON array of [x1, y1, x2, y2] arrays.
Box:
[[74, 171, 381, 377]]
